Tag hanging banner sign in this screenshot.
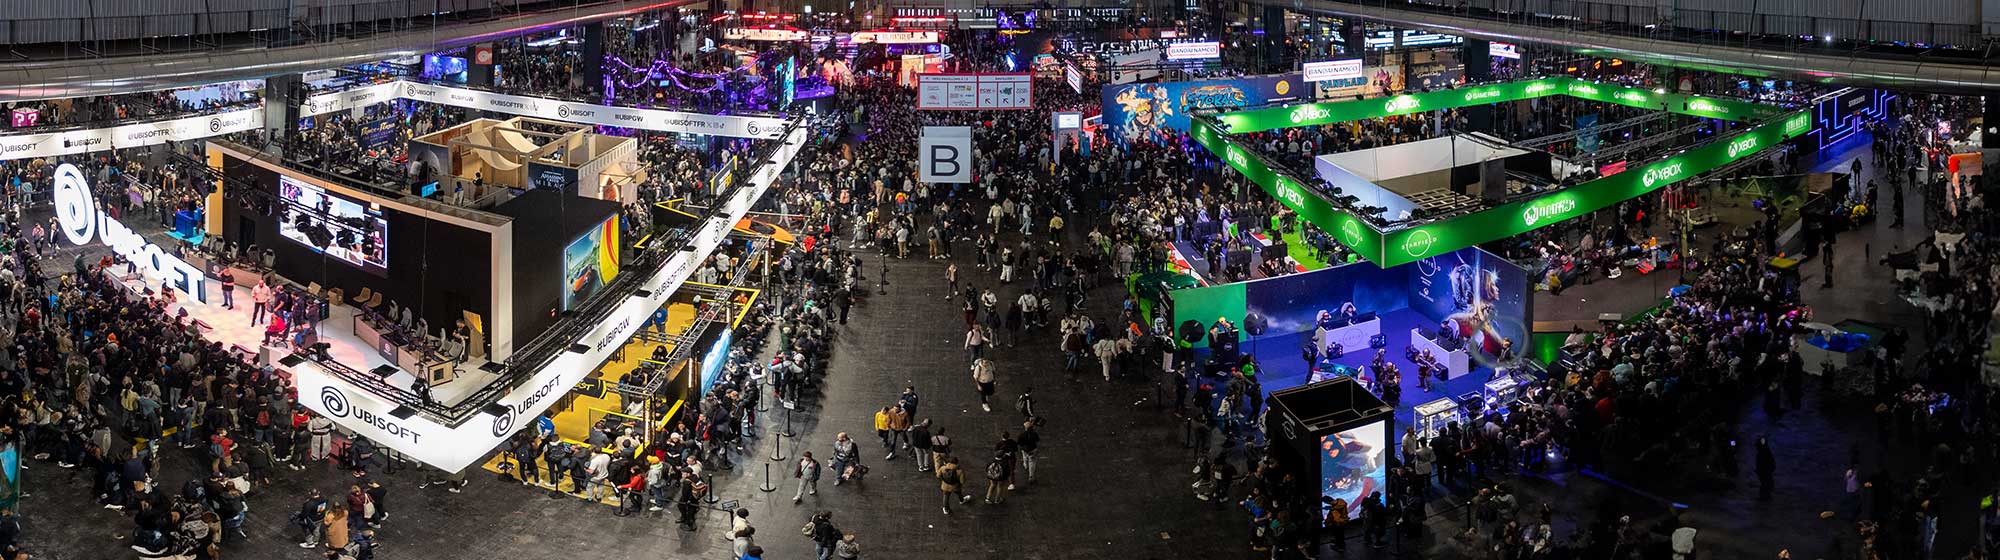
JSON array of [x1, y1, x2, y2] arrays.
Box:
[[302, 80, 787, 139], [851, 30, 940, 44], [1166, 41, 1222, 61], [1491, 42, 1521, 59], [725, 27, 809, 42], [0, 107, 262, 162], [1302, 60, 1365, 82], [917, 73, 1033, 110]]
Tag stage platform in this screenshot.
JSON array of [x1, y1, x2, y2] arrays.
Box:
[[1223, 308, 1506, 431], [110, 270, 499, 408]]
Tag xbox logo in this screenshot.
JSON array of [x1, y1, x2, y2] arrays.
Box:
[[52, 163, 96, 246], [1384, 96, 1421, 113], [1727, 136, 1759, 158], [1289, 105, 1331, 124], [1276, 180, 1305, 208], [319, 386, 352, 418], [1641, 161, 1685, 189], [1401, 229, 1437, 258]]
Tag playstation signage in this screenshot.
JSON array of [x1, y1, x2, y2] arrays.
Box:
[[54, 163, 212, 302]]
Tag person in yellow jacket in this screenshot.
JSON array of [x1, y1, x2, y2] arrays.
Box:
[[873, 407, 894, 459]]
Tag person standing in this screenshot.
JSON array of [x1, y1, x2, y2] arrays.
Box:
[[945, 263, 959, 299], [792, 452, 821, 503], [885, 405, 911, 458], [306, 413, 333, 463], [971, 358, 997, 412], [1756, 437, 1776, 500], [251, 281, 273, 325], [585, 447, 612, 502], [220, 274, 236, 310], [1326, 497, 1351, 554], [910, 419, 934, 472], [1361, 491, 1388, 549]]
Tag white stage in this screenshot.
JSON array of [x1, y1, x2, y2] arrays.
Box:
[[110, 269, 497, 407]]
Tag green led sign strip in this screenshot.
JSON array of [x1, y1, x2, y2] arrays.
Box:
[[1216, 75, 1778, 134], [1192, 76, 1812, 267]]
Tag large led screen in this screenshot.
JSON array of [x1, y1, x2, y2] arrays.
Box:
[[277, 176, 389, 276], [1320, 419, 1388, 519], [1406, 246, 1529, 367], [561, 216, 621, 311]]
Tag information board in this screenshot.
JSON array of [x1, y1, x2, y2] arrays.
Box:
[[917, 73, 1033, 110]]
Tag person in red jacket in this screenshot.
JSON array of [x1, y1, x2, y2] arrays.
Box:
[[614, 466, 646, 517]]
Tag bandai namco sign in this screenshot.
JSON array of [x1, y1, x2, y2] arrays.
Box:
[[54, 163, 211, 302]]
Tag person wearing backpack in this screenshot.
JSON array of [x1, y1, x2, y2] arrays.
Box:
[[928, 427, 952, 472], [808, 511, 840, 560], [981, 452, 1011, 505], [1325, 497, 1351, 553], [936, 457, 969, 515]]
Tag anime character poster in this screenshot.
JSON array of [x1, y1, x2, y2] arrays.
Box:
[[1100, 73, 1305, 143], [1319, 420, 1388, 518]]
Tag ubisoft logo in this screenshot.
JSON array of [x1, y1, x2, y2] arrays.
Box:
[[52, 163, 96, 246], [320, 386, 352, 418]]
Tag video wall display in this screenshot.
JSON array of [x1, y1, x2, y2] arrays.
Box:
[[277, 175, 390, 277], [1319, 419, 1388, 518], [1405, 246, 1529, 366], [561, 216, 622, 311]]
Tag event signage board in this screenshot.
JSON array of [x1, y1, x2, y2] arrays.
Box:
[[302, 80, 787, 139], [851, 30, 940, 44], [293, 124, 808, 473], [724, 27, 809, 42], [1490, 42, 1521, 59], [1063, 60, 1083, 94], [1166, 41, 1222, 61], [0, 107, 262, 162], [916, 73, 1034, 110], [1108, 50, 1162, 84], [52, 163, 212, 302], [1216, 76, 1773, 134], [919, 126, 974, 183], [1302, 59, 1365, 82]]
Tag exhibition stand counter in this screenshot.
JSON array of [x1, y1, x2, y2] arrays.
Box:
[[1409, 327, 1472, 380]]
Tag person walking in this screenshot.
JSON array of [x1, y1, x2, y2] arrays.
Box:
[[937, 457, 970, 515], [809, 512, 840, 560], [294, 489, 329, 548], [792, 451, 821, 503], [829, 433, 861, 485], [885, 405, 911, 459], [972, 358, 997, 412], [982, 451, 1011, 504], [1017, 419, 1041, 484]]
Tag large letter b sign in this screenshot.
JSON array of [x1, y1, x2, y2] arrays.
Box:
[[918, 126, 972, 184]]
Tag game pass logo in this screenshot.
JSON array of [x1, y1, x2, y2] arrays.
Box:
[[1340, 219, 1363, 247], [1521, 197, 1577, 227]]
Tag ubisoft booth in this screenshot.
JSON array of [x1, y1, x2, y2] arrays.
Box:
[[124, 116, 810, 474]]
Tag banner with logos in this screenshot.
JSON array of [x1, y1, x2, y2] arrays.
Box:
[[1302, 59, 1364, 82], [1108, 50, 1162, 85], [1101, 73, 1305, 142], [293, 124, 809, 473], [302, 80, 788, 139], [0, 107, 262, 162]]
